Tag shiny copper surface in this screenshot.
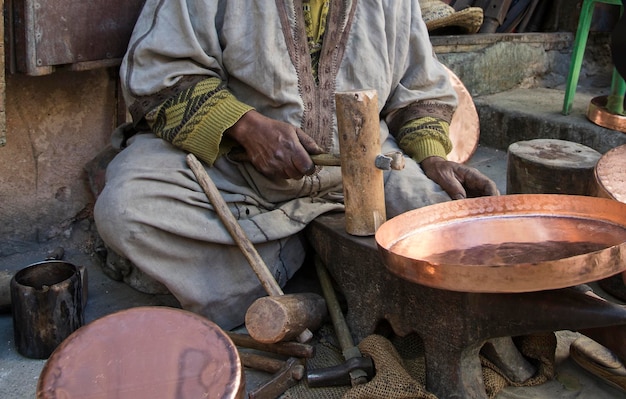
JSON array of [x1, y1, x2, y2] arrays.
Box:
[[376, 194, 626, 293], [445, 66, 480, 164], [595, 144, 626, 203], [37, 307, 245, 399], [586, 95, 626, 133]]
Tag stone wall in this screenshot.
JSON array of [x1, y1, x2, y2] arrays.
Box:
[[0, 70, 116, 256], [433, 32, 614, 97]]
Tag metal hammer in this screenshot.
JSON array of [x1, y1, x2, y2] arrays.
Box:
[[305, 256, 375, 387], [246, 356, 304, 399]]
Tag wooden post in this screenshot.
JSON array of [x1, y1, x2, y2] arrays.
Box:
[[335, 90, 386, 236]]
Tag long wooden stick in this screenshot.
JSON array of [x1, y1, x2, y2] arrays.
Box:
[[186, 153, 312, 343]]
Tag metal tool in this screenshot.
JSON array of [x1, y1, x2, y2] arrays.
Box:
[[247, 357, 304, 399], [228, 149, 405, 171], [305, 256, 374, 387]]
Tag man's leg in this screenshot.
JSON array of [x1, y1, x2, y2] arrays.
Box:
[[93, 134, 321, 330]]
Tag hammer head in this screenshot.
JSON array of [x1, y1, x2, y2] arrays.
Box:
[[249, 357, 305, 399], [305, 356, 375, 387]]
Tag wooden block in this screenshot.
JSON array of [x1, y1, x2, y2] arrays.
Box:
[[506, 139, 601, 195]]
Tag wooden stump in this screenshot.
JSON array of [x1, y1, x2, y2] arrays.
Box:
[[506, 139, 601, 195]]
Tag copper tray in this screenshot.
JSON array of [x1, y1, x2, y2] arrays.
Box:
[[376, 194, 626, 293], [37, 307, 245, 399], [586, 95, 626, 133], [446, 66, 480, 164], [595, 144, 626, 203]]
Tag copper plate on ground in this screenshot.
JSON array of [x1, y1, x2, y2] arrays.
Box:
[[446, 66, 480, 164], [595, 144, 626, 203], [376, 194, 626, 293], [37, 307, 244, 399]]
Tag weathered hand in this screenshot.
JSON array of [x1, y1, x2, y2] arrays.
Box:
[[226, 110, 322, 179], [420, 156, 500, 200]]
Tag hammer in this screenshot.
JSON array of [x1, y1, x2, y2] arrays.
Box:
[[231, 333, 309, 398], [187, 153, 315, 343], [245, 292, 327, 344], [244, 355, 305, 399], [306, 256, 374, 387]]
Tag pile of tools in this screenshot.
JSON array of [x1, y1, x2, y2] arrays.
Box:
[[187, 153, 376, 398]]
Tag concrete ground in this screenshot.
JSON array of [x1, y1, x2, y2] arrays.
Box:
[[1, 87, 625, 398]]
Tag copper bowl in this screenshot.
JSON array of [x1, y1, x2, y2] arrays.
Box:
[[376, 194, 626, 293]]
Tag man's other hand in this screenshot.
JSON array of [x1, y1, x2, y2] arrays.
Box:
[[420, 156, 500, 200]]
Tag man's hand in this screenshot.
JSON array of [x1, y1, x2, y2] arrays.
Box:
[[420, 156, 500, 200], [226, 110, 323, 179]]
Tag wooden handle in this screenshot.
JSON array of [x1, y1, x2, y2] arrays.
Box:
[[186, 153, 313, 343], [239, 351, 286, 374], [187, 153, 283, 297], [229, 151, 341, 167], [226, 331, 315, 358]]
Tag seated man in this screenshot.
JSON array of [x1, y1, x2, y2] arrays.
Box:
[[94, 0, 501, 330], [94, 2, 626, 393]]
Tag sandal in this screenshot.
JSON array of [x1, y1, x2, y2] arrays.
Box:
[[569, 336, 626, 392]]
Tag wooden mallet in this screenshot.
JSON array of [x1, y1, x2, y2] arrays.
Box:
[[186, 153, 320, 343]]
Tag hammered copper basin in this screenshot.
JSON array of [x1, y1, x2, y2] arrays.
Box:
[[375, 194, 626, 293]]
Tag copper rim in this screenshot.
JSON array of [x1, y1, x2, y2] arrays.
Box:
[[445, 66, 480, 164], [586, 95, 626, 133], [376, 194, 626, 293]]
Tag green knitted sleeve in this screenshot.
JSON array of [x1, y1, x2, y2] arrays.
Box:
[[145, 77, 254, 166], [397, 116, 453, 163]]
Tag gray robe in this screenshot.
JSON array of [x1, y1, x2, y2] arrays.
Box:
[[95, 0, 455, 329]]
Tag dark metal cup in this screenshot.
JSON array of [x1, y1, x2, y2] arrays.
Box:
[[10, 260, 84, 359]]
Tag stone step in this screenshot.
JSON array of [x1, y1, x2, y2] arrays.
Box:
[[474, 87, 626, 154]]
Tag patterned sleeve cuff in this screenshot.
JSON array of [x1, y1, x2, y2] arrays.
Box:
[[397, 116, 452, 163], [146, 77, 254, 166]]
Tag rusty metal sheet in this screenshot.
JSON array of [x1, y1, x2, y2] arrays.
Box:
[[10, 0, 145, 75], [376, 194, 626, 293]]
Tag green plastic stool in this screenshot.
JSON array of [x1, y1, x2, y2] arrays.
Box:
[[562, 0, 625, 116]]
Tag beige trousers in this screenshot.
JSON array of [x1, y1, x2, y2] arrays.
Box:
[[94, 133, 449, 329]]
